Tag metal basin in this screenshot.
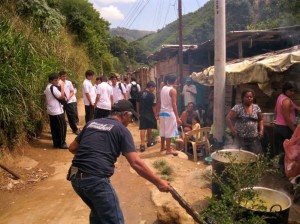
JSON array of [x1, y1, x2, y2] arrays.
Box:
[[211, 149, 258, 197], [239, 187, 291, 224], [262, 113, 275, 123]]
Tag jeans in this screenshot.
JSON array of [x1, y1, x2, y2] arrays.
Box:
[[71, 175, 124, 224]]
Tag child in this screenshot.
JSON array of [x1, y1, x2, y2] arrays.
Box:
[[191, 114, 201, 131], [175, 115, 201, 150]]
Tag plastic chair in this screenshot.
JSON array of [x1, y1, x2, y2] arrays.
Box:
[[184, 127, 211, 162]]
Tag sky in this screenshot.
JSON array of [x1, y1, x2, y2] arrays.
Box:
[[88, 0, 210, 31]]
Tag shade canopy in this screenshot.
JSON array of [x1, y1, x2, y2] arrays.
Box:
[[192, 45, 300, 96]]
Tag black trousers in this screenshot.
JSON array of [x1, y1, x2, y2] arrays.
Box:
[[85, 105, 95, 123], [274, 125, 293, 166], [73, 102, 79, 123], [95, 108, 110, 119], [129, 99, 137, 112], [65, 103, 79, 132], [49, 113, 66, 147]]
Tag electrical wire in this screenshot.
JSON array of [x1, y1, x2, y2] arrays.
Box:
[[118, 0, 140, 28], [118, 0, 146, 29]]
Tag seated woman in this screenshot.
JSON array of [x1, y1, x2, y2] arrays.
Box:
[[180, 102, 199, 132]]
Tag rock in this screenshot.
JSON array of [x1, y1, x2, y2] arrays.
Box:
[[177, 151, 188, 160], [151, 189, 195, 224], [6, 182, 13, 190], [157, 202, 194, 224]]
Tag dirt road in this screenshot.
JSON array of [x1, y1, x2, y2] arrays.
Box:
[[0, 99, 159, 224], [0, 98, 300, 224]]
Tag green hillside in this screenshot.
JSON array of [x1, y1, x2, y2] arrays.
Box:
[[110, 27, 154, 42], [132, 0, 300, 60]]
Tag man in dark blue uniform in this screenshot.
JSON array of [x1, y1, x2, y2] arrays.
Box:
[[137, 81, 158, 152], [68, 100, 171, 224]]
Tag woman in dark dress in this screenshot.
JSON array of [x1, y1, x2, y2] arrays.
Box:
[[226, 89, 264, 154]]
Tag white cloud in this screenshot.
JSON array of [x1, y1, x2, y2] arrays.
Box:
[[99, 5, 124, 20]]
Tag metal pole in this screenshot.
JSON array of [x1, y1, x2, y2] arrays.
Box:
[[178, 0, 184, 113], [178, 0, 183, 85], [213, 0, 226, 142]]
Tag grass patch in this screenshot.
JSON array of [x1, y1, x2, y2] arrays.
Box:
[[152, 159, 173, 181], [153, 160, 167, 169]]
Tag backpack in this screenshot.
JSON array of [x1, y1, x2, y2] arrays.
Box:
[[130, 83, 139, 99], [50, 85, 68, 107], [118, 83, 124, 94]]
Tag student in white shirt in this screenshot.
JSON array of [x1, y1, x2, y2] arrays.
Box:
[[44, 73, 67, 149], [59, 71, 80, 135], [110, 74, 127, 104], [95, 76, 113, 118], [82, 70, 95, 123]]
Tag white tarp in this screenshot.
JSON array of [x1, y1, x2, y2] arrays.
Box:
[[192, 46, 300, 96]]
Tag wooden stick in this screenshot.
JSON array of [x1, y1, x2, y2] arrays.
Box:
[[0, 163, 21, 180], [169, 186, 205, 224]]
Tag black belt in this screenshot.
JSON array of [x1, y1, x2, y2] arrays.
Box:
[[74, 172, 92, 179]]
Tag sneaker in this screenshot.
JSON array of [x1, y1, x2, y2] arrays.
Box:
[[140, 144, 145, 152], [60, 143, 68, 149], [147, 140, 157, 147]]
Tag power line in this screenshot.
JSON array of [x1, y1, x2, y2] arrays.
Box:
[[121, 0, 151, 30], [126, 0, 151, 29], [118, 0, 145, 29]]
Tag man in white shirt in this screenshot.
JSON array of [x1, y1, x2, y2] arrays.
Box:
[[159, 75, 181, 155], [59, 71, 80, 135], [127, 77, 141, 112], [94, 76, 113, 118], [181, 77, 197, 107], [44, 73, 67, 149], [70, 81, 79, 124], [82, 70, 95, 123], [110, 74, 127, 104]]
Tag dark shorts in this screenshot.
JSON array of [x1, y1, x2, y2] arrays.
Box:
[[139, 112, 157, 130]]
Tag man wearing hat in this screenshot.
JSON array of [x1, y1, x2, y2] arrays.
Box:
[[68, 100, 171, 224], [181, 76, 197, 107]]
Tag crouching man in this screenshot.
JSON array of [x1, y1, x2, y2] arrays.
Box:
[[68, 100, 171, 224]]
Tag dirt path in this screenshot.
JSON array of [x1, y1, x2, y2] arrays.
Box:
[[0, 98, 300, 224], [0, 99, 159, 224]]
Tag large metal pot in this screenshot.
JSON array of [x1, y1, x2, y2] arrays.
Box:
[[262, 113, 275, 123], [211, 149, 258, 197], [239, 187, 291, 224]]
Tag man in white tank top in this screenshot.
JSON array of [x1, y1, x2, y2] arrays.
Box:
[[159, 75, 181, 155]]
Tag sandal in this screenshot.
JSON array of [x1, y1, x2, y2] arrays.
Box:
[[140, 144, 145, 152], [159, 149, 166, 154]]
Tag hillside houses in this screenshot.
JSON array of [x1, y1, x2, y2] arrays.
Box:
[[133, 25, 300, 114]]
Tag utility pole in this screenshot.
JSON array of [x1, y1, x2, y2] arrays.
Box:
[[213, 0, 226, 143], [178, 0, 183, 86], [178, 0, 184, 113]]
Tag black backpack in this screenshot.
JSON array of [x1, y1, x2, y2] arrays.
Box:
[[50, 85, 68, 107], [118, 83, 124, 94], [130, 83, 139, 99]]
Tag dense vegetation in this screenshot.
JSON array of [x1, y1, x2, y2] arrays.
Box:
[[0, 0, 129, 151]]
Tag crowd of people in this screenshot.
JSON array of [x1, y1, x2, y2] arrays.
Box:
[[44, 71, 300, 223]]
